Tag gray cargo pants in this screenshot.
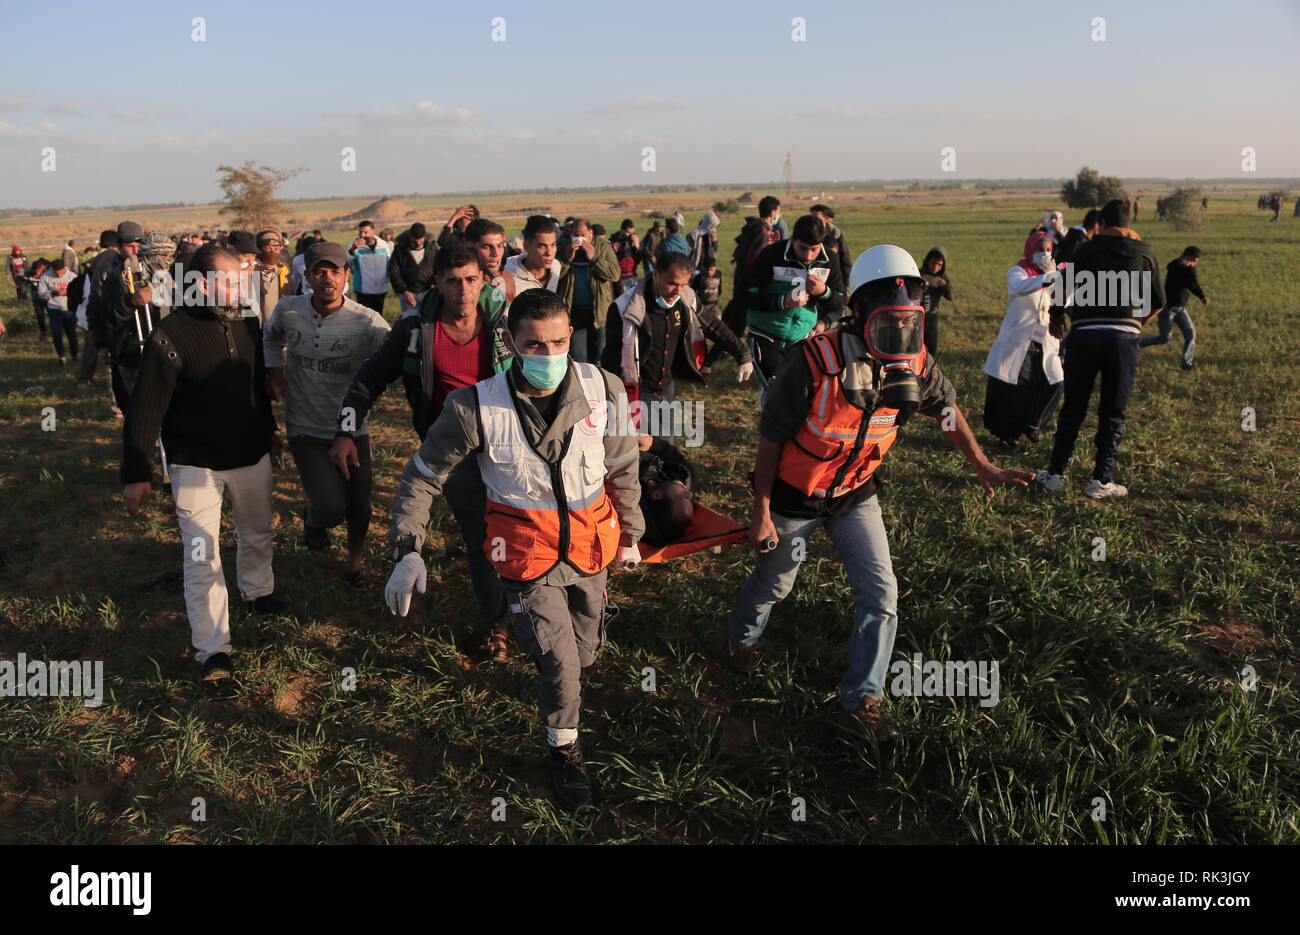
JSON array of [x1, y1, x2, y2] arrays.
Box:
[[506, 569, 610, 734]]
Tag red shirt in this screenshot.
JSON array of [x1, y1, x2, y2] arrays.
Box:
[[432, 319, 487, 420]]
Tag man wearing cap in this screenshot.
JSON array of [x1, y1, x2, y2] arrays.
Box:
[[122, 243, 288, 682], [264, 242, 391, 581], [254, 230, 290, 325], [88, 221, 153, 415], [225, 231, 263, 322], [389, 223, 437, 316]]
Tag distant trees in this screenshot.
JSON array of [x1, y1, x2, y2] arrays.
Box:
[[1160, 186, 1207, 231], [216, 161, 305, 230], [1061, 166, 1128, 209]]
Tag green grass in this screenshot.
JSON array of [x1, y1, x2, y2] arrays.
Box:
[[1, 194, 1298, 843]]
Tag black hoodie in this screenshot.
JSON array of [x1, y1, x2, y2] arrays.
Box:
[[388, 230, 437, 295], [1056, 229, 1164, 333]]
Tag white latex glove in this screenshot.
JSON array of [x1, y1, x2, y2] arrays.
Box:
[[613, 544, 640, 570], [736, 360, 754, 383], [385, 553, 427, 616]]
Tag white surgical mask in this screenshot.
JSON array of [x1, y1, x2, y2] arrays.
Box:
[[1032, 251, 1054, 270]]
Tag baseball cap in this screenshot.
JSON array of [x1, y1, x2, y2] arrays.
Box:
[[227, 230, 258, 255], [116, 221, 145, 243], [304, 241, 348, 272]]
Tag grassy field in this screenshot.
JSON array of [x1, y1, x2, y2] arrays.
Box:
[[1, 195, 1297, 843]]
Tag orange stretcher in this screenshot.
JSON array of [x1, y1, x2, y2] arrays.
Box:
[[636, 505, 748, 564]]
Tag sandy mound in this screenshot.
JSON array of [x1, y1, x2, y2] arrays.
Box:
[[336, 198, 417, 222]]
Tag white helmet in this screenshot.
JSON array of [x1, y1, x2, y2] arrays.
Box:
[[848, 244, 922, 304]]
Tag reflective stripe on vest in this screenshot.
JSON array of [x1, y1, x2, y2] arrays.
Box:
[[477, 364, 621, 582], [776, 332, 904, 500]]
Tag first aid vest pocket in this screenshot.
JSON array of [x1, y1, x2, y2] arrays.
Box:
[[777, 332, 910, 500], [476, 364, 621, 581]]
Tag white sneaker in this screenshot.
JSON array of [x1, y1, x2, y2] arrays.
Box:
[[1034, 471, 1065, 492], [1084, 479, 1128, 500]]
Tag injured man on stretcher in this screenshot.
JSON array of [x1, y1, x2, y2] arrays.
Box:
[[637, 434, 696, 547]]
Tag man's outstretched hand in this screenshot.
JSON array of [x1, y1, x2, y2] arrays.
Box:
[[974, 462, 1036, 498]]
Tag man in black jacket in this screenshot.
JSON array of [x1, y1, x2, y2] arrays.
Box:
[[1055, 210, 1101, 265], [389, 222, 437, 315], [1037, 199, 1165, 500], [122, 244, 287, 681], [1140, 246, 1207, 370], [89, 222, 153, 416]]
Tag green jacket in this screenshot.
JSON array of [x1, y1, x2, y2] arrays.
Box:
[[558, 237, 621, 327]]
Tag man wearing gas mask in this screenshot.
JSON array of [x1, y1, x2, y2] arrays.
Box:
[[728, 245, 1034, 739]]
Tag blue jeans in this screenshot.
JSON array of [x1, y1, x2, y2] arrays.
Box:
[[568, 308, 605, 365], [1048, 327, 1140, 483], [1139, 306, 1195, 367], [729, 496, 899, 709]]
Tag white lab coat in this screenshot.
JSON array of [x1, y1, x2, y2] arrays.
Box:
[[983, 263, 1063, 385]]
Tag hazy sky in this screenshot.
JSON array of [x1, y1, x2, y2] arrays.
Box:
[[1, 0, 1297, 209]]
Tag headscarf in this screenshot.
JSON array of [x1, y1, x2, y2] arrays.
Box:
[[1017, 231, 1054, 276]]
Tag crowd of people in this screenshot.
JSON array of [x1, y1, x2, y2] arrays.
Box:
[[0, 193, 1211, 811]]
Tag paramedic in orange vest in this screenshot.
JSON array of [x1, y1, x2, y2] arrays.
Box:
[[729, 245, 1034, 739], [383, 288, 644, 811]]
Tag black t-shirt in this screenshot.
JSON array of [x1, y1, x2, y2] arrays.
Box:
[[530, 385, 562, 427]]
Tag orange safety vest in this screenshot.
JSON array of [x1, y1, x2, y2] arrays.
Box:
[[777, 332, 924, 499], [477, 364, 621, 582]]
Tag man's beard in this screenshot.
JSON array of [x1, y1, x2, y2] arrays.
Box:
[[213, 303, 245, 322]]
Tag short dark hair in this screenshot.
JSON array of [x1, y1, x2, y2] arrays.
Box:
[[99, 229, 119, 248], [408, 222, 427, 239], [811, 203, 834, 219], [465, 218, 505, 242], [507, 285, 569, 334], [758, 195, 781, 218], [1100, 199, 1131, 229], [791, 214, 826, 245], [435, 243, 481, 276], [523, 215, 555, 242], [656, 252, 693, 278], [358, 220, 374, 229], [1181, 246, 1202, 259], [1082, 209, 1102, 229], [52, 258, 65, 271], [620, 218, 635, 230], [591, 223, 606, 238], [666, 217, 680, 233]]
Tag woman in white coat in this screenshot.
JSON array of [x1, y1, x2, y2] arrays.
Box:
[[982, 231, 1065, 448]]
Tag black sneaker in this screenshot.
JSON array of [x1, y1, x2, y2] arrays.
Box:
[[547, 742, 593, 811], [199, 652, 233, 681], [247, 593, 291, 615]]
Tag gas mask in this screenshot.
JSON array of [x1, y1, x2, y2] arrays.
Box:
[[858, 277, 925, 426]]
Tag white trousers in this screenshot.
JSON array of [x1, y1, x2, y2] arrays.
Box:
[[170, 454, 275, 662]]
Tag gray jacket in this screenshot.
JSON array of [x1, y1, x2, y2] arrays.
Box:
[[390, 361, 645, 577]]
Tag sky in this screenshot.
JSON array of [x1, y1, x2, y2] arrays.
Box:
[[1, 0, 1297, 209]]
